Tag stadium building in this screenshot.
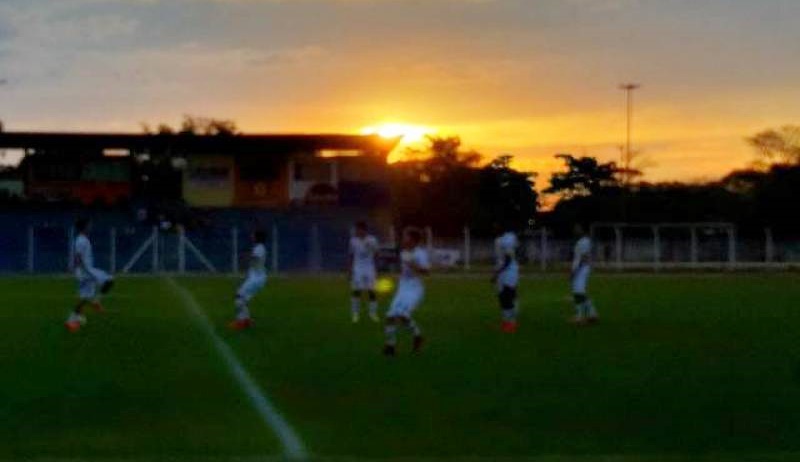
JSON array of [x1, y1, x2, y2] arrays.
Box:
[[0, 132, 400, 208]]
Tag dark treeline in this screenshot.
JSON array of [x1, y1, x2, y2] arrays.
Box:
[[392, 126, 800, 237], [543, 159, 800, 233], [390, 137, 538, 236]]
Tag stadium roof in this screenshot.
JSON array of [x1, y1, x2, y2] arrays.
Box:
[[0, 132, 401, 156]]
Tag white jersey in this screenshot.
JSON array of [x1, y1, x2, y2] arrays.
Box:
[[350, 234, 378, 291], [495, 232, 519, 288], [248, 243, 267, 278], [387, 246, 430, 318], [74, 234, 94, 279], [398, 247, 430, 287], [238, 243, 267, 302], [572, 236, 592, 272], [495, 232, 518, 268], [350, 235, 378, 272], [74, 233, 111, 299]]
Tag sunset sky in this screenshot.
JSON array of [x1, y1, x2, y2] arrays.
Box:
[[1, 0, 799, 182]]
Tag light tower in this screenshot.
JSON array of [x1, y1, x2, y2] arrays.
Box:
[[619, 83, 640, 185]]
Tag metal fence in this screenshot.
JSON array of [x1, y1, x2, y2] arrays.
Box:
[[0, 223, 360, 274], [425, 225, 800, 271], [3, 222, 800, 275]]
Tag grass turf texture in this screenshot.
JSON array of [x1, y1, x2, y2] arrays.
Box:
[[2, 274, 800, 461]]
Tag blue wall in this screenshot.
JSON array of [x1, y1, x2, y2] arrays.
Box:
[[0, 208, 391, 274]]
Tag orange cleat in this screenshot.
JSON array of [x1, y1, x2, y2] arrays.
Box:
[[229, 318, 253, 331], [65, 321, 82, 333], [93, 302, 105, 313], [501, 321, 518, 333]]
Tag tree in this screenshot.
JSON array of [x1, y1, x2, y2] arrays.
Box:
[[391, 138, 538, 236], [141, 115, 239, 136], [391, 136, 481, 234], [720, 164, 800, 230], [747, 125, 800, 165], [474, 155, 538, 234], [720, 169, 766, 196], [544, 154, 619, 199], [179, 115, 238, 136], [401, 135, 481, 176]]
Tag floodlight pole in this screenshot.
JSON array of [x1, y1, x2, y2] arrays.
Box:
[[619, 83, 641, 185]]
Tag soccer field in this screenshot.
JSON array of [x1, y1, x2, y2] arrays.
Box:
[[3, 274, 800, 462]]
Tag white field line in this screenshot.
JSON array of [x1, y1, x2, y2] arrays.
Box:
[[164, 277, 309, 460]]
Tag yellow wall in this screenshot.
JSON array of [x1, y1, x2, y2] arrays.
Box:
[[183, 154, 234, 207]]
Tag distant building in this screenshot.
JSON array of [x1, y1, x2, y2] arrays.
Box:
[[0, 132, 399, 208]]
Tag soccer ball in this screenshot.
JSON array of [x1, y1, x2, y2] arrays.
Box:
[[376, 277, 395, 294]]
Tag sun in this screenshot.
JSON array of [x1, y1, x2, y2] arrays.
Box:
[[360, 123, 435, 144]]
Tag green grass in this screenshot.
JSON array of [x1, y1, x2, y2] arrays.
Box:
[[2, 274, 800, 461]]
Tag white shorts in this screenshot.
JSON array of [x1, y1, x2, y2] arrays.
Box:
[[386, 283, 424, 319], [351, 267, 377, 291], [237, 274, 267, 302], [572, 265, 591, 295], [496, 264, 519, 291], [76, 268, 111, 300], [77, 277, 98, 300]]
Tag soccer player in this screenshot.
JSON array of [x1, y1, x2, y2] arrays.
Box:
[[65, 218, 114, 332], [571, 224, 598, 325], [492, 224, 519, 333], [229, 230, 268, 331], [348, 221, 380, 323], [383, 227, 430, 356]]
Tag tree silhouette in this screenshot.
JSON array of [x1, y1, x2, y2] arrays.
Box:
[[720, 165, 800, 230], [474, 155, 538, 233], [544, 154, 620, 199], [391, 137, 537, 235], [179, 115, 238, 136], [748, 125, 800, 165], [141, 115, 239, 136], [401, 136, 481, 175], [391, 136, 481, 234]]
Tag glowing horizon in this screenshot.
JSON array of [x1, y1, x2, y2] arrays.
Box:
[[1, 0, 799, 182]]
